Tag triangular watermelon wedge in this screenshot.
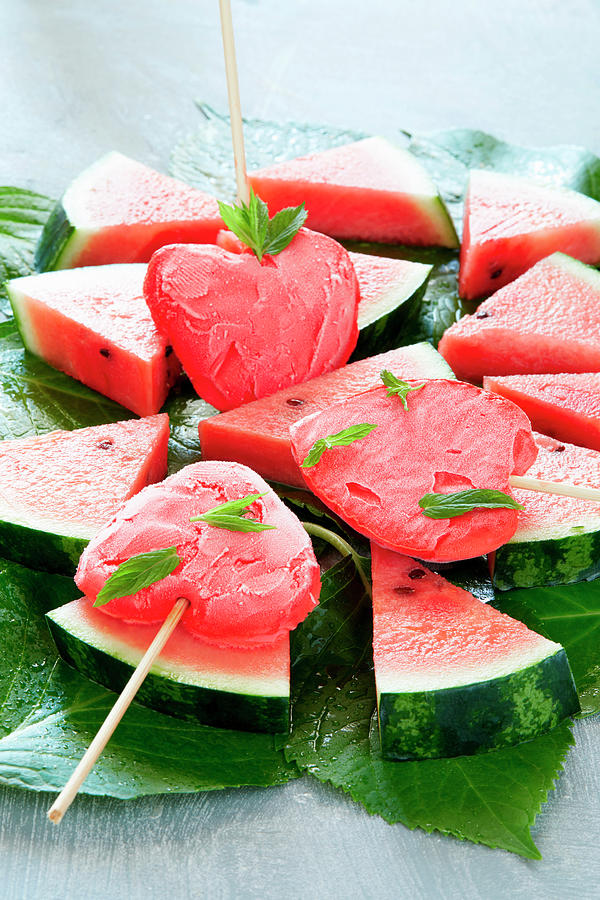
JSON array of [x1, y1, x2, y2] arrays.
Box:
[[440, 253, 600, 382], [249, 137, 458, 248], [0, 414, 169, 574], [35, 152, 222, 271], [484, 372, 600, 453], [459, 170, 600, 299], [7, 265, 181, 417], [372, 545, 579, 760]]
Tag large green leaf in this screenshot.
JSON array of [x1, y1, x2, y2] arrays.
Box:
[[494, 581, 600, 717], [0, 557, 297, 796], [0, 187, 55, 322], [284, 558, 575, 859]]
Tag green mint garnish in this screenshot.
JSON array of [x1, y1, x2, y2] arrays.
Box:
[[218, 188, 307, 262], [419, 489, 524, 519], [301, 424, 378, 468], [94, 546, 181, 607], [380, 370, 425, 410], [190, 492, 276, 532]]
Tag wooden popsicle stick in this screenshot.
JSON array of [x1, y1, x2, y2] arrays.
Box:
[[509, 474, 600, 502], [218, 0, 250, 205], [47, 596, 190, 825]]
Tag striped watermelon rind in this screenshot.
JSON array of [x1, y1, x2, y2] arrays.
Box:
[[379, 649, 577, 760], [46, 597, 290, 733]]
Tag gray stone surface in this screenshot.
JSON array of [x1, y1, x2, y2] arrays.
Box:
[[0, 1, 599, 897]]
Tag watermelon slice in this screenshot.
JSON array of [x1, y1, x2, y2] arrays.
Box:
[[349, 251, 432, 359], [199, 342, 454, 488], [143, 230, 359, 411], [47, 597, 290, 733], [459, 170, 600, 299], [439, 254, 600, 383], [492, 433, 600, 589], [248, 137, 458, 248], [75, 461, 320, 646], [7, 265, 181, 417], [0, 414, 169, 575], [35, 152, 222, 272], [289, 380, 537, 562], [372, 546, 579, 760], [484, 372, 600, 453]]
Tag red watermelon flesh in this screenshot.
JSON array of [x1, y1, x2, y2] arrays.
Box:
[[439, 254, 600, 383], [248, 137, 458, 248], [459, 170, 600, 299], [289, 380, 537, 562], [484, 373, 600, 452], [0, 414, 169, 538], [76, 461, 321, 647], [7, 265, 181, 417], [47, 152, 222, 268], [144, 229, 359, 411], [199, 342, 453, 488], [372, 545, 558, 690]]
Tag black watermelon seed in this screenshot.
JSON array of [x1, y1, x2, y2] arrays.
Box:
[[553, 444, 566, 452], [408, 568, 426, 580], [286, 398, 305, 407], [165, 345, 174, 357], [475, 310, 491, 319], [394, 585, 415, 594], [490, 268, 503, 280], [99, 348, 110, 358], [97, 440, 114, 450]]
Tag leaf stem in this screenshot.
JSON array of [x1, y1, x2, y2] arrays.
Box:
[[302, 521, 371, 598]]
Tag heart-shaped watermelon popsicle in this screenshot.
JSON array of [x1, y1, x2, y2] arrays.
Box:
[[290, 378, 538, 563], [75, 461, 321, 647], [143, 192, 360, 412]]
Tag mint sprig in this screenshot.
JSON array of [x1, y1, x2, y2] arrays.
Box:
[[302, 424, 378, 468], [94, 546, 181, 607], [190, 492, 276, 532], [380, 370, 425, 410], [419, 489, 524, 519], [218, 188, 307, 262]]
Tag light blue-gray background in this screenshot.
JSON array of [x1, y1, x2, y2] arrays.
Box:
[[1, 1, 599, 897]]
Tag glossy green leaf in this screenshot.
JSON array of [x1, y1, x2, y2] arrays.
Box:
[[0, 187, 55, 322], [494, 580, 600, 717], [301, 423, 378, 468], [419, 488, 523, 519], [0, 558, 297, 796]]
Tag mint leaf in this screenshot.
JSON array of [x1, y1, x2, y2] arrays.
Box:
[[301, 424, 378, 468], [190, 492, 276, 532], [218, 187, 306, 262], [419, 489, 523, 519], [94, 547, 181, 607], [380, 370, 425, 409], [263, 204, 307, 256]]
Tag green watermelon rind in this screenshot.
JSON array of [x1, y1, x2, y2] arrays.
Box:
[[492, 525, 600, 590], [33, 199, 77, 272], [0, 517, 91, 576], [378, 648, 579, 761], [352, 264, 432, 360], [46, 601, 290, 734]]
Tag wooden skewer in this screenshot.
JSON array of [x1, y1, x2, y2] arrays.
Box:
[[47, 596, 189, 824], [218, 0, 250, 205], [509, 474, 600, 502]]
